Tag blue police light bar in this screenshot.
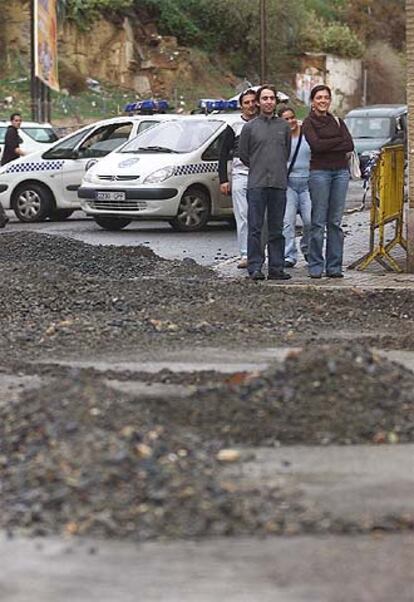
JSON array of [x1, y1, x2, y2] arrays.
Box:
[[198, 99, 239, 112], [124, 99, 169, 113]]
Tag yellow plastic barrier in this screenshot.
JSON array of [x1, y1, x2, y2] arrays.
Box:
[[348, 144, 406, 272]]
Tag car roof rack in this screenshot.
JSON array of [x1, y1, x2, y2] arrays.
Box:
[[124, 99, 169, 115]]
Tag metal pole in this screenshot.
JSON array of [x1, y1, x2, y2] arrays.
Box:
[[260, 0, 267, 83], [362, 67, 368, 106], [30, 0, 37, 120]]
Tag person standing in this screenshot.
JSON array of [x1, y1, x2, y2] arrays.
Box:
[[0, 112, 23, 227], [239, 85, 291, 281], [218, 89, 257, 269], [1, 113, 24, 166], [278, 106, 311, 268], [302, 85, 354, 278]]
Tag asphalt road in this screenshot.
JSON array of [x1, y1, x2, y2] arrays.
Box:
[[3, 181, 365, 266]]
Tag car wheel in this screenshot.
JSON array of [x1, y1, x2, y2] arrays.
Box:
[[12, 183, 53, 223], [93, 216, 132, 231], [170, 186, 210, 232], [49, 209, 74, 221]]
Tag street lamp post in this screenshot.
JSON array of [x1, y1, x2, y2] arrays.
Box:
[[260, 0, 267, 83]]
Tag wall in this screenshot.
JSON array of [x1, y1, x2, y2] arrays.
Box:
[[296, 53, 363, 114]]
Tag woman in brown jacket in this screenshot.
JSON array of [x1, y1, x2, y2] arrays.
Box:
[[302, 85, 354, 278]]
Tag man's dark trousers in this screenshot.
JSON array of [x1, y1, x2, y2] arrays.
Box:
[[247, 187, 287, 275]]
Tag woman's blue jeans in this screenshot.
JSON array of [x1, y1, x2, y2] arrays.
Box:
[[308, 169, 350, 276], [283, 176, 311, 265]]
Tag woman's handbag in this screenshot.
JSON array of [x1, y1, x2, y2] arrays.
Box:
[[334, 115, 361, 180], [347, 149, 361, 180]]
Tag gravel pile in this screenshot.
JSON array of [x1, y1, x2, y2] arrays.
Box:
[[0, 232, 214, 280], [0, 232, 414, 363], [0, 373, 315, 541], [147, 345, 414, 446]]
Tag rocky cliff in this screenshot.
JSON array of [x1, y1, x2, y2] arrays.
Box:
[[0, 1, 237, 102]]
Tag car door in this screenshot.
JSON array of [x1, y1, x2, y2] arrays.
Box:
[[59, 121, 134, 203], [201, 129, 232, 212], [0, 125, 6, 162]]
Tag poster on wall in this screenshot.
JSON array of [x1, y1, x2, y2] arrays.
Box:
[[34, 0, 59, 91]]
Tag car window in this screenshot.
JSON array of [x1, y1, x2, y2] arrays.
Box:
[[0, 127, 6, 144], [21, 127, 58, 143], [43, 128, 94, 159], [201, 130, 226, 161], [345, 117, 391, 139], [120, 120, 221, 154], [78, 122, 133, 158], [137, 120, 160, 134]]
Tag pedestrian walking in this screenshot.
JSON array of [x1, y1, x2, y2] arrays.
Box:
[[1, 113, 24, 166], [239, 85, 291, 281], [302, 85, 354, 278], [278, 106, 311, 268], [218, 89, 257, 269], [0, 112, 23, 227]]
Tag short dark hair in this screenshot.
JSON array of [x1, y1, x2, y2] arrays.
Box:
[[310, 85, 331, 100], [277, 106, 296, 118], [239, 88, 256, 106], [10, 112, 22, 121], [255, 84, 277, 103]]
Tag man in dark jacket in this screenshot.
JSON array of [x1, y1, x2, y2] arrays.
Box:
[[0, 112, 22, 227], [1, 113, 24, 166], [239, 85, 291, 281], [218, 89, 257, 269]]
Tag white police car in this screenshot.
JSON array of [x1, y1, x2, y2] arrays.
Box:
[[0, 113, 178, 222], [0, 120, 58, 163], [78, 114, 240, 232]]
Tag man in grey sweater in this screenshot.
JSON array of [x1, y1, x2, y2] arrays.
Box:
[[239, 85, 291, 280]]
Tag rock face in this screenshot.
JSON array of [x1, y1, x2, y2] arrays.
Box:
[[1, 1, 236, 99]]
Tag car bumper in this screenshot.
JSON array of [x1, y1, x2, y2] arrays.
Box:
[[78, 186, 181, 217]]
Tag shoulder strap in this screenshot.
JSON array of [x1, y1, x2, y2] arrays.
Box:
[[287, 131, 303, 176]]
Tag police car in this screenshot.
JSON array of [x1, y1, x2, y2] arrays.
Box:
[[78, 114, 241, 232], [0, 107, 178, 222], [0, 120, 58, 162]]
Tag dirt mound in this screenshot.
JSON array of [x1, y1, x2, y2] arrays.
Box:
[[0, 374, 310, 540], [148, 345, 414, 445], [0, 232, 214, 280]]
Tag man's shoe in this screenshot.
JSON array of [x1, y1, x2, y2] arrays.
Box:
[[309, 273, 322, 279], [0, 216, 9, 228], [237, 257, 248, 269], [249, 270, 265, 281], [284, 260, 295, 268], [326, 272, 344, 278], [268, 271, 292, 281]]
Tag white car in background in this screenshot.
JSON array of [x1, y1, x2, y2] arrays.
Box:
[[0, 120, 58, 162], [0, 114, 179, 222], [78, 115, 241, 232]]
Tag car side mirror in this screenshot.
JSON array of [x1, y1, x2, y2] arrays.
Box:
[[70, 149, 80, 160]]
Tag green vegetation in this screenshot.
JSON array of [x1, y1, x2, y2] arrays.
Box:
[[0, 73, 133, 124]]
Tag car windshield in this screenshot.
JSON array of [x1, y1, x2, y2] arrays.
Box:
[[119, 120, 222, 154], [345, 117, 392, 139], [21, 126, 59, 143]]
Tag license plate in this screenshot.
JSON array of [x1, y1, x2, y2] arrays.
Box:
[[96, 191, 126, 201]]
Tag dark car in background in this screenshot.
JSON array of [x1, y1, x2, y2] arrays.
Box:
[[344, 104, 407, 172]]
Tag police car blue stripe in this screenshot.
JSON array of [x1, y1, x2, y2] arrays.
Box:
[[5, 160, 65, 174]]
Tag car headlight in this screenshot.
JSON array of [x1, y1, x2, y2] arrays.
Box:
[[143, 166, 175, 184], [82, 170, 98, 184]]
